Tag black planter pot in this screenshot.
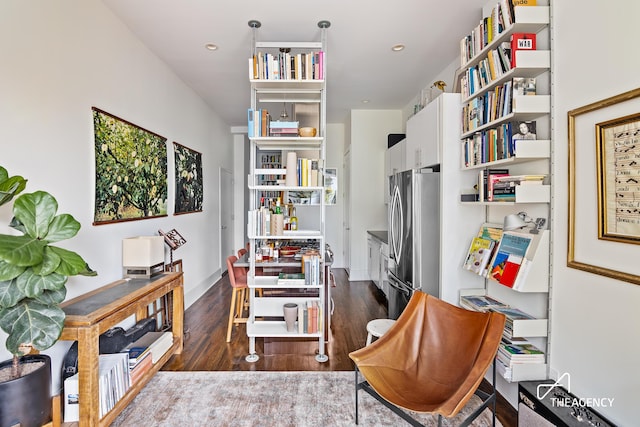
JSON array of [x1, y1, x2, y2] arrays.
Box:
[[0, 354, 52, 427]]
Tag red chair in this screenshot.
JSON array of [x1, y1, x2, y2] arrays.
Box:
[[226, 255, 249, 342]]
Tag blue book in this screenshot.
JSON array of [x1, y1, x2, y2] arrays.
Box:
[[247, 108, 254, 137]]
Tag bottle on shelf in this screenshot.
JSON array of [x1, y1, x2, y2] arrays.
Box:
[[290, 206, 298, 231]]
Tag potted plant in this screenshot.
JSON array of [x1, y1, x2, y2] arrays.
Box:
[[0, 165, 96, 426]]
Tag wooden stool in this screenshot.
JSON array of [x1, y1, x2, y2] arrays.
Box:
[[366, 319, 396, 346], [226, 255, 249, 342]]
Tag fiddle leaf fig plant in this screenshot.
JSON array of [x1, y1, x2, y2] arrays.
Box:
[[0, 166, 96, 376]]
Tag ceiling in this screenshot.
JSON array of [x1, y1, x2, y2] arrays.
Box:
[[102, 0, 486, 127]]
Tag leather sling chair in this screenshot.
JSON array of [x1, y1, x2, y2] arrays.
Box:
[[349, 291, 506, 427]]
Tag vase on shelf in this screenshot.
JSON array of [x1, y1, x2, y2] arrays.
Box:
[[283, 303, 298, 332]]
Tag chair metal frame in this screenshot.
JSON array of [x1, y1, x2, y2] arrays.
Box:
[[354, 359, 498, 427]]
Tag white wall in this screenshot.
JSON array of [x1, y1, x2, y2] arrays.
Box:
[[347, 110, 403, 280], [325, 123, 346, 267], [0, 1, 232, 382], [550, 2, 640, 424]]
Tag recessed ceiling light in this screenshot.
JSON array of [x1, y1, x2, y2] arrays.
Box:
[[205, 43, 218, 51], [391, 44, 405, 52], [361, 99, 370, 104]]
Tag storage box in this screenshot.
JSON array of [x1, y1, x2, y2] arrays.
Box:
[[122, 236, 164, 278]]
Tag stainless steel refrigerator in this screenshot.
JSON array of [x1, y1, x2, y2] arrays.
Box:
[[388, 168, 440, 319]]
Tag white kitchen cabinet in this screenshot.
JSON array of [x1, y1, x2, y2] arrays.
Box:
[[405, 98, 439, 169], [367, 235, 381, 286]]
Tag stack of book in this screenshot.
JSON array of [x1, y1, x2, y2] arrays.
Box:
[[489, 306, 536, 342], [459, 294, 508, 312], [490, 174, 545, 202], [496, 340, 545, 382], [128, 347, 153, 385], [123, 331, 174, 365], [98, 353, 131, 418], [269, 120, 299, 137]]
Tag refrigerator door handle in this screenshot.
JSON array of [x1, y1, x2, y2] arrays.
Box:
[[390, 184, 400, 262], [396, 184, 404, 266], [388, 273, 412, 297]]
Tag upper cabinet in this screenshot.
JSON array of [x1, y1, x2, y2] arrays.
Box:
[[405, 99, 439, 169]]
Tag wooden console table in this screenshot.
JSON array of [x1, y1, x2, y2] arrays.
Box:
[[59, 272, 184, 426]]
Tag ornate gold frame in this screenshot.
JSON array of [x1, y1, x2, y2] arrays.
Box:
[[568, 87, 640, 285]]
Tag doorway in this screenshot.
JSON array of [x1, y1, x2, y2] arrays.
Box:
[[220, 167, 234, 273]]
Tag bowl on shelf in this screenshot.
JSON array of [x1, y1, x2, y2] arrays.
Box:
[[279, 246, 301, 257], [298, 127, 317, 137]]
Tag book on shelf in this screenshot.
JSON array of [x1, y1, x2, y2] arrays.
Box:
[[129, 351, 153, 384], [463, 237, 495, 276], [459, 294, 508, 312], [488, 231, 533, 285], [494, 174, 546, 185], [487, 172, 510, 201], [297, 300, 321, 333], [513, 77, 536, 96], [510, 33, 537, 68], [98, 352, 131, 418], [63, 373, 80, 423], [123, 331, 173, 364], [490, 305, 536, 321], [512, 0, 537, 6], [478, 168, 509, 202], [277, 272, 306, 285], [126, 345, 151, 368], [498, 341, 544, 362]]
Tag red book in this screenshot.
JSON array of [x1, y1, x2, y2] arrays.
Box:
[[510, 33, 536, 68], [499, 254, 523, 288]]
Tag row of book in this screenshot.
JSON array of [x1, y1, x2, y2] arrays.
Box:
[[247, 108, 302, 138], [477, 168, 546, 202], [460, 0, 538, 66], [248, 207, 278, 237], [460, 42, 512, 98], [298, 300, 322, 334], [295, 158, 322, 188], [248, 51, 324, 81], [461, 117, 536, 167], [63, 331, 174, 422], [462, 80, 513, 134], [276, 255, 322, 287]]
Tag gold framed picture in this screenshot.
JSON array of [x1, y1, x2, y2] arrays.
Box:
[[568, 87, 640, 285], [596, 111, 640, 243]]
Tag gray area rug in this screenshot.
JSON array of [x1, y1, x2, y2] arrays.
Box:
[[112, 371, 501, 426]]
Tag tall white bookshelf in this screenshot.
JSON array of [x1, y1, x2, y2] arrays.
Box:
[[244, 21, 329, 363]]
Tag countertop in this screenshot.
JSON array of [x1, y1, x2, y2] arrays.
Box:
[[367, 230, 388, 244]]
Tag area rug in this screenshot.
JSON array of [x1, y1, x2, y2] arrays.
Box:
[[112, 371, 501, 426]]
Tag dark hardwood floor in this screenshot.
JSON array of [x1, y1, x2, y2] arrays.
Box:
[[162, 268, 516, 426]]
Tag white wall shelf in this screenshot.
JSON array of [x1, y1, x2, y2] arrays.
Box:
[[456, 1, 552, 394], [462, 139, 551, 170]]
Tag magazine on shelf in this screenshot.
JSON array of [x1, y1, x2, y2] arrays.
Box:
[[459, 294, 508, 312], [488, 231, 532, 285], [463, 237, 496, 276]]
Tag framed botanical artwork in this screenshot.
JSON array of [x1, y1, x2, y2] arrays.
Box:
[[173, 142, 203, 214], [568, 87, 640, 285], [92, 108, 167, 225]]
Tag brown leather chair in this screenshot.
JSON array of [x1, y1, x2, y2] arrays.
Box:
[[349, 291, 506, 426], [226, 255, 249, 342]]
